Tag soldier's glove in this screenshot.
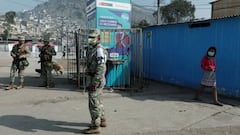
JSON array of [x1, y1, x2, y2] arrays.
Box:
[[11, 53, 16, 58]]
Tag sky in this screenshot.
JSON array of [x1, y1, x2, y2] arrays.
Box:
[[0, 0, 48, 13], [0, 0, 214, 19]]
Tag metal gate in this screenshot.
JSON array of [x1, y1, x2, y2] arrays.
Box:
[[67, 28, 143, 91], [66, 29, 88, 89]]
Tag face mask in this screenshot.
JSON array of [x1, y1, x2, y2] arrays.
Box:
[[208, 51, 215, 56], [88, 38, 97, 46], [19, 40, 24, 44], [18, 41, 24, 48], [44, 41, 49, 45]]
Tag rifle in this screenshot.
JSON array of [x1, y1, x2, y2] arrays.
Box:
[[39, 47, 52, 62], [13, 52, 26, 70]]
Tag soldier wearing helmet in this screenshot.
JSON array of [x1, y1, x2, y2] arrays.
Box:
[[84, 29, 108, 134], [38, 35, 56, 88], [5, 36, 30, 90]]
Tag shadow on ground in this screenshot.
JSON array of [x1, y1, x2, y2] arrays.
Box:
[[0, 75, 77, 91], [111, 80, 240, 107], [1, 72, 239, 108], [0, 115, 87, 133]]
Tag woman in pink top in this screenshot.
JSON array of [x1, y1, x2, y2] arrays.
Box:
[[194, 46, 223, 106]]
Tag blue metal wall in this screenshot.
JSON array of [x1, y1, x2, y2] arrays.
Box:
[[142, 17, 240, 98]]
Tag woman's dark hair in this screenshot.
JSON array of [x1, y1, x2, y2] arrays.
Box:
[[206, 46, 216, 57]]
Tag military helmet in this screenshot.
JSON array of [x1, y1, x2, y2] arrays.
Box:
[[18, 36, 25, 41], [89, 29, 101, 38], [43, 36, 50, 42], [88, 29, 101, 46]]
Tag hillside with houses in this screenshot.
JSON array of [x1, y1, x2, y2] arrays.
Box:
[[0, 0, 155, 42]]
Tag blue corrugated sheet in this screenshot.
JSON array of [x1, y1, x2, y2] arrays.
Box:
[[141, 17, 240, 98]]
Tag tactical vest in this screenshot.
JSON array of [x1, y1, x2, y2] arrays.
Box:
[[87, 45, 107, 75]]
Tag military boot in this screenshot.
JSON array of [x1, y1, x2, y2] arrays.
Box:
[[100, 118, 107, 127], [39, 81, 47, 87], [5, 82, 14, 90], [46, 81, 55, 89], [84, 126, 100, 134], [16, 82, 24, 90]]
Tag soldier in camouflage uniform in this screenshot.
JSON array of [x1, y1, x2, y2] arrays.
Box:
[[84, 29, 107, 134], [38, 36, 56, 88], [5, 36, 30, 90]]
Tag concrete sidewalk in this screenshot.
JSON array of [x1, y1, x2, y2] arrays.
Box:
[[0, 52, 240, 135]]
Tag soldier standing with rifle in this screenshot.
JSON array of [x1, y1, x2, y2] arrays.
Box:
[[5, 36, 30, 90], [83, 29, 107, 134], [38, 36, 56, 88]]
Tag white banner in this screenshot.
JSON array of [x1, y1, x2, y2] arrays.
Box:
[[96, 0, 131, 11]]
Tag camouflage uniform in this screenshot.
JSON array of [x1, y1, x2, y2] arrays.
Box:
[[6, 36, 30, 90], [39, 41, 56, 88], [86, 44, 107, 128]]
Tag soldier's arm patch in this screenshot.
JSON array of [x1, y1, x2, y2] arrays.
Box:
[[96, 47, 107, 64]]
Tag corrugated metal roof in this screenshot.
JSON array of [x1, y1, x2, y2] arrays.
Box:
[[210, 0, 220, 4], [212, 14, 240, 20]]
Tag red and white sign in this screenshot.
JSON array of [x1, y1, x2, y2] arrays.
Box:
[[97, 0, 131, 11]]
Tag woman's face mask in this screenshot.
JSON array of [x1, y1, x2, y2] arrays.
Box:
[[208, 51, 215, 57]]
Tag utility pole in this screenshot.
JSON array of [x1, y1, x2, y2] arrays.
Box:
[[61, 16, 64, 51], [157, 0, 161, 25]]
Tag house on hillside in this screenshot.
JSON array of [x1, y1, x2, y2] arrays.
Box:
[[211, 0, 240, 18], [0, 15, 6, 34]]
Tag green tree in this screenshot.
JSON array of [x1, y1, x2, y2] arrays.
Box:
[[138, 19, 150, 27], [5, 11, 16, 25], [132, 19, 150, 28], [154, 0, 195, 23], [3, 29, 11, 40], [3, 11, 16, 43]]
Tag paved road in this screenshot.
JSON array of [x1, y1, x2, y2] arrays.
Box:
[[0, 52, 240, 135]]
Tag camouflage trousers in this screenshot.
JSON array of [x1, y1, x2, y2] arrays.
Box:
[[9, 64, 25, 83], [88, 88, 105, 126], [41, 62, 53, 83]]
